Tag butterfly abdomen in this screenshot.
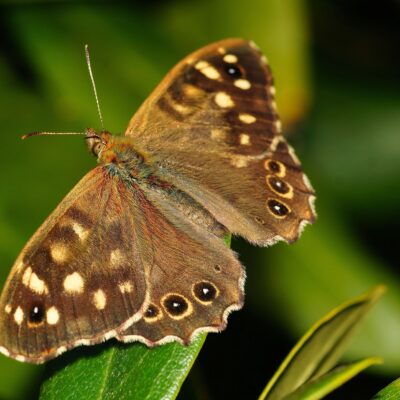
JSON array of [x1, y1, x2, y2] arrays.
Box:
[[139, 176, 227, 238]]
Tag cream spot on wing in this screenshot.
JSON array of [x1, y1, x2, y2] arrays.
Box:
[[210, 129, 227, 141], [194, 60, 207, 69], [240, 133, 251, 146], [22, 267, 48, 295], [239, 113, 256, 124], [93, 289, 107, 310], [72, 222, 89, 241], [5, 304, 12, 314], [110, 249, 124, 266], [14, 307, 24, 325], [51, 243, 69, 263], [171, 101, 192, 115], [15, 355, 26, 362], [218, 47, 226, 54], [215, 92, 234, 108], [275, 120, 282, 132], [119, 281, 133, 294], [22, 267, 32, 286], [195, 60, 221, 80], [230, 156, 249, 168], [29, 273, 48, 295], [270, 136, 284, 152], [63, 272, 84, 294], [249, 40, 260, 50], [46, 306, 59, 325], [223, 54, 238, 63], [269, 86, 276, 96], [234, 79, 251, 90], [261, 55, 268, 64], [183, 84, 203, 98]]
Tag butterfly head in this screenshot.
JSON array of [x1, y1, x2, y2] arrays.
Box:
[[85, 128, 145, 172]]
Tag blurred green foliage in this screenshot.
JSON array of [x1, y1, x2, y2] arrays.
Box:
[[0, 1, 399, 399]]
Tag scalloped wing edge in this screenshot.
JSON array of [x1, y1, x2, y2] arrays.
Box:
[[116, 263, 246, 347], [0, 292, 151, 364]]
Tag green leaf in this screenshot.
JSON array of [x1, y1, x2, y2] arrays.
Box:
[[284, 357, 382, 400], [259, 285, 385, 400], [372, 378, 400, 399], [40, 335, 206, 400]]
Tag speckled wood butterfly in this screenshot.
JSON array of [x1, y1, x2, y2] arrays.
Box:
[[0, 39, 315, 363]]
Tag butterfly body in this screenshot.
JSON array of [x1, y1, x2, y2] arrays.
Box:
[[88, 130, 226, 238], [0, 38, 315, 363]]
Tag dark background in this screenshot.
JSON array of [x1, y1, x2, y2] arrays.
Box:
[[0, 1, 399, 399]]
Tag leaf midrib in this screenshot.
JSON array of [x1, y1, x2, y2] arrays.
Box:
[[97, 348, 116, 400]]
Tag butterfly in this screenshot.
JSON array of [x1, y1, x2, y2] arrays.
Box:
[[0, 38, 316, 363]]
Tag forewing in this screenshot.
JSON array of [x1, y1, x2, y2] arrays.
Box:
[[117, 183, 244, 345], [125, 38, 315, 245], [0, 167, 148, 363]]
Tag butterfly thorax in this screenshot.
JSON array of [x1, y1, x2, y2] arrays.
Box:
[[87, 129, 152, 180]]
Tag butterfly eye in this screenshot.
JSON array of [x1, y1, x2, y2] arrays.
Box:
[[93, 142, 103, 155], [86, 140, 104, 157], [224, 63, 243, 78], [85, 132, 108, 157]]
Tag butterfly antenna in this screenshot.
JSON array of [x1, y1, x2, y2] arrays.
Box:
[[22, 131, 86, 140], [85, 44, 104, 130]]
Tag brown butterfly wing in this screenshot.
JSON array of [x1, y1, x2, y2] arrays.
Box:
[[125, 38, 315, 245], [0, 167, 148, 363], [117, 183, 244, 345]]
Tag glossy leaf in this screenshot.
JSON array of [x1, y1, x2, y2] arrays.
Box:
[[259, 286, 385, 400], [284, 357, 382, 400], [40, 335, 206, 400], [372, 378, 400, 400]]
